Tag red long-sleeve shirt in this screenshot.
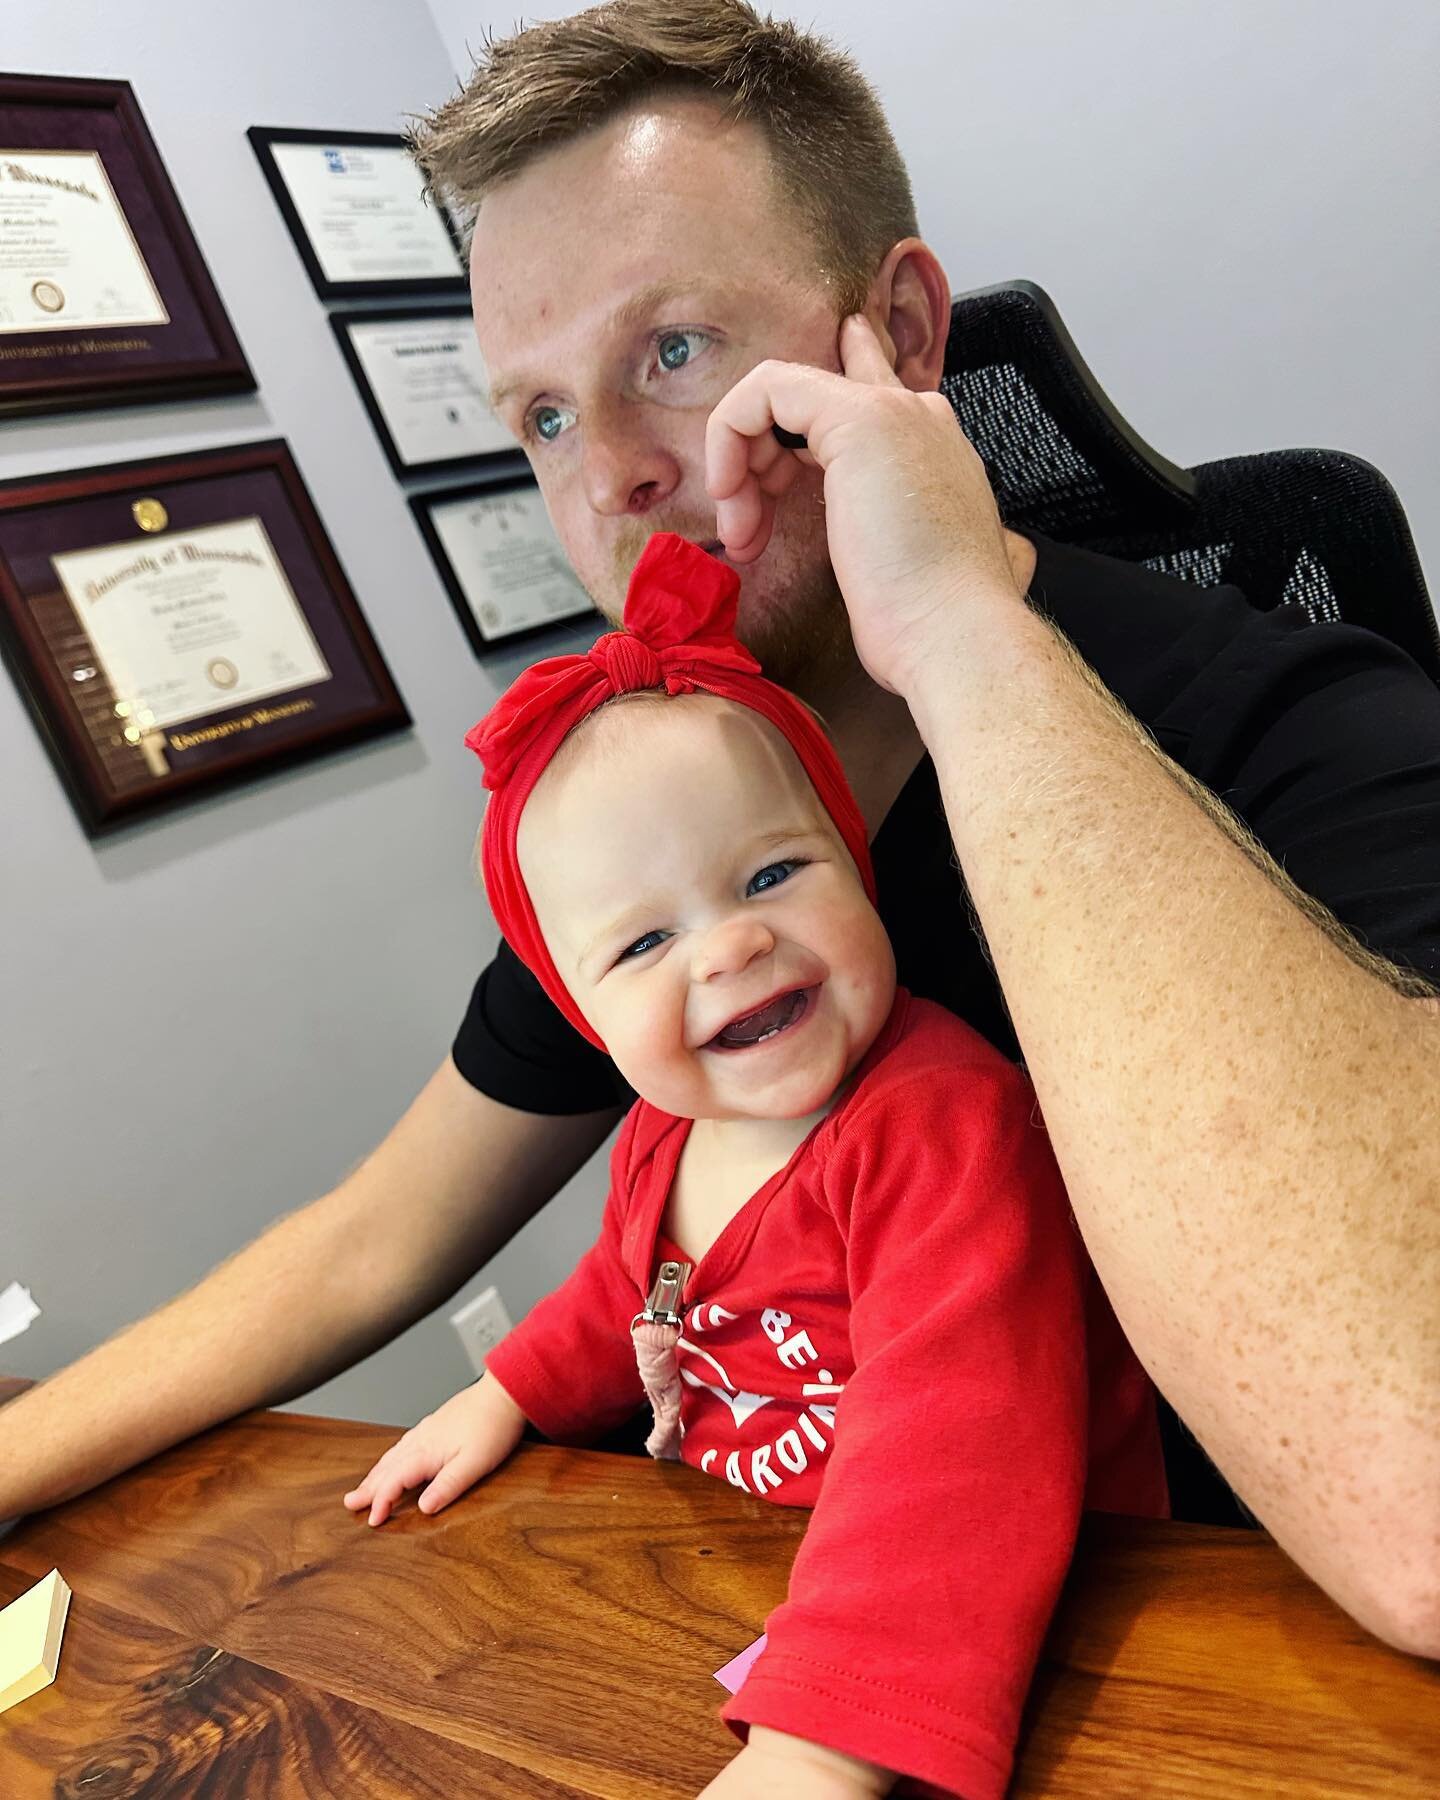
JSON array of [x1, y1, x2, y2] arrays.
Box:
[[487, 992, 1166, 1798]]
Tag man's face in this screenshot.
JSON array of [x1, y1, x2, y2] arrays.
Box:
[[470, 96, 851, 686]]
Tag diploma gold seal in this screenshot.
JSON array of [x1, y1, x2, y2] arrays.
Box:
[[31, 279, 65, 314], [132, 498, 168, 533], [206, 657, 239, 690]]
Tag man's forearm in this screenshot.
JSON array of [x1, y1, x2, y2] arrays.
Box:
[[0, 1179, 425, 1520], [0, 1061, 621, 1525], [906, 580, 1440, 1655]]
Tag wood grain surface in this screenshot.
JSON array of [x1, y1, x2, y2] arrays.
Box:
[[1, 1391, 1435, 1796]]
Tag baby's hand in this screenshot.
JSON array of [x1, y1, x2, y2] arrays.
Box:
[[699, 1728, 893, 1798], [342, 1373, 527, 1526]]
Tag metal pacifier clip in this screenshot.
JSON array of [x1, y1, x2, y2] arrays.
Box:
[[631, 1260, 693, 1460]]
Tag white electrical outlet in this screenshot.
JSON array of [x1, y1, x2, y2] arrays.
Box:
[[450, 1286, 513, 1375]]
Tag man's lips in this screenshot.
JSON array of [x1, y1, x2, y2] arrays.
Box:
[[700, 985, 816, 1052]]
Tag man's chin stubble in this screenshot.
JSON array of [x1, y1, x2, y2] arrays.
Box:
[[599, 538, 854, 698]]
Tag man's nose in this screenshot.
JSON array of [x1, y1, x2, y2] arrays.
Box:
[[580, 397, 682, 516], [692, 916, 776, 984]]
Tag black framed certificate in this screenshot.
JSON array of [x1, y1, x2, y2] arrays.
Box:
[[0, 73, 255, 419], [410, 475, 597, 655], [330, 305, 519, 478], [247, 127, 466, 301], [0, 439, 409, 834]]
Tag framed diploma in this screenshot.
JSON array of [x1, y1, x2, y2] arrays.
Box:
[[410, 475, 597, 655], [0, 439, 409, 834], [330, 305, 520, 478], [247, 127, 466, 301], [0, 73, 255, 419]]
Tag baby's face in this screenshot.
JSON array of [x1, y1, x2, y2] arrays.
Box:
[[517, 695, 895, 1121]]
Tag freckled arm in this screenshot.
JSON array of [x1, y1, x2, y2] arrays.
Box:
[[905, 585, 1440, 1658]]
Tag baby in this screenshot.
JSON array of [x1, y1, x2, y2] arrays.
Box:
[[345, 532, 1166, 1800]]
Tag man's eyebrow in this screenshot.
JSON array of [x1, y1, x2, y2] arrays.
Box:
[[485, 279, 744, 413], [484, 371, 530, 416]]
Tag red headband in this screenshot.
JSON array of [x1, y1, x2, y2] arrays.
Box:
[[465, 532, 875, 1050]]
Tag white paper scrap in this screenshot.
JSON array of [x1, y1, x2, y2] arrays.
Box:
[[0, 1284, 40, 1350]]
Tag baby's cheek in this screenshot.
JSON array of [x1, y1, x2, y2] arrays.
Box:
[[601, 990, 699, 1108], [827, 898, 893, 969], [613, 1052, 709, 1120], [828, 908, 897, 1022]]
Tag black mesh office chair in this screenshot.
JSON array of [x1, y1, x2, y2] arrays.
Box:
[[940, 281, 1440, 684]]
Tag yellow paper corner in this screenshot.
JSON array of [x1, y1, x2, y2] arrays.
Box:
[[0, 1569, 71, 1716]]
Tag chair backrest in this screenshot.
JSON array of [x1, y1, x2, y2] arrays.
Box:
[[941, 281, 1440, 684]]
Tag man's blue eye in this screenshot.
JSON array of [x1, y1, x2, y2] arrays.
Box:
[[533, 406, 565, 442], [747, 860, 800, 896], [619, 930, 665, 962]]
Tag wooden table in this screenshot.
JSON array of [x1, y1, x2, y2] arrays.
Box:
[[0, 1377, 1434, 1795]]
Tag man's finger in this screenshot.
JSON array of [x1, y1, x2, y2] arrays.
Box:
[[837, 311, 904, 386], [706, 359, 842, 500], [715, 483, 774, 564], [757, 452, 803, 499]]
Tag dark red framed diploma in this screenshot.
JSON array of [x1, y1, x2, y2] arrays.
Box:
[[0, 439, 409, 834], [0, 73, 255, 419]]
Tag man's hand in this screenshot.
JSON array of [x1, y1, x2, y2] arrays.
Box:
[[699, 1727, 893, 1799], [705, 311, 1018, 698], [342, 1372, 526, 1526]]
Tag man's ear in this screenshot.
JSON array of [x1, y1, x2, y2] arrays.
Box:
[[864, 239, 952, 394]]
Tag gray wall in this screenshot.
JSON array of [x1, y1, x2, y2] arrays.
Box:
[[0, 0, 608, 1428], [430, 0, 1440, 586]]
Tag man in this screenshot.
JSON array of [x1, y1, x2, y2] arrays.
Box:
[[5, 0, 1437, 1663]]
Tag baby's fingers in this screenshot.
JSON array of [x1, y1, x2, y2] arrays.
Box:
[[363, 1476, 409, 1527], [416, 1444, 492, 1516], [342, 1461, 386, 1512], [342, 1442, 408, 1511], [344, 1441, 441, 1526]]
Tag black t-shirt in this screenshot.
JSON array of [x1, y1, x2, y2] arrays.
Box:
[[451, 535, 1440, 1519]]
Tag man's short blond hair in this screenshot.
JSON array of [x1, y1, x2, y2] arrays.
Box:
[[409, 0, 919, 312]]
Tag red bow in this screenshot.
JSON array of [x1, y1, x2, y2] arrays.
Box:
[[465, 533, 760, 790], [467, 532, 874, 1051]]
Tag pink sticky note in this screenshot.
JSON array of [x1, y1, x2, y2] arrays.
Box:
[[714, 1633, 766, 1693]]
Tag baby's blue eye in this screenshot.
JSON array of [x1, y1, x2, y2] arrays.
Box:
[[747, 860, 800, 896], [658, 332, 693, 370], [619, 930, 666, 962]]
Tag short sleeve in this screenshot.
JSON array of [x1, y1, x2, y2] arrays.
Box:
[[484, 1107, 648, 1443], [1159, 606, 1440, 984], [1031, 535, 1440, 988], [451, 936, 634, 1114]]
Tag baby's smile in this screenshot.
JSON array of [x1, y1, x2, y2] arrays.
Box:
[[703, 984, 818, 1053]]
